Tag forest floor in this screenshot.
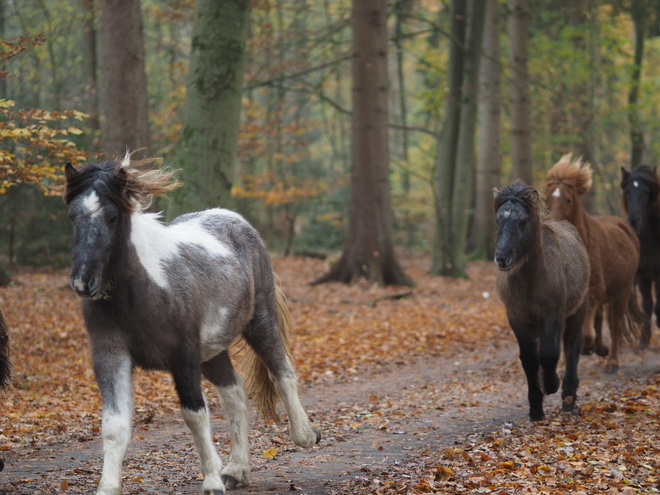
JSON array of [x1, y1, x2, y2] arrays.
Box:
[[0, 256, 658, 494]]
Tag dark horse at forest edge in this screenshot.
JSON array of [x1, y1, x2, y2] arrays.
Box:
[[621, 164, 660, 349], [545, 154, 644, 373], [64, 156, 321, 495], [494, 182, 589, 421]]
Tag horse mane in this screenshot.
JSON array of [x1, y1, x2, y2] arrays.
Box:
[[493, 181, 546, 219], [546, 153, 593, 195], [64, 157, 179, 214]]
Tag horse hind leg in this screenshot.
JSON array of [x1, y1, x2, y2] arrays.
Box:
[[243, 307, 321, 447], [201, 351, 250, 489], [638, 277, 653, 349], [173, 357, 225, 494], [604, 296, 628, 374]]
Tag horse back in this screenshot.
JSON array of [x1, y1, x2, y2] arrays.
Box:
[[587, 215, 639, 301], [545, 221, 590, 316]]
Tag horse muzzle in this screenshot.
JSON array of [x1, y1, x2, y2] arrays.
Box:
[[494, 254, 514, 271], [70, 275, 101, 298]]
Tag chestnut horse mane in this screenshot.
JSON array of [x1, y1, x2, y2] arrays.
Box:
[[65, 155, 179, 214], [545, 153, 593, 196]]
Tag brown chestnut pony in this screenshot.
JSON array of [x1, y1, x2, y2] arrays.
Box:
[[545, 154, 644, 373], [0, 306, 10, 472]]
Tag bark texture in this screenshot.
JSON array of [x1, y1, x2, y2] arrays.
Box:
[[508, 0, 533, 184], [313, 0, 412, 287], [169, 0, 250, 216], [100, 0, 151, 158]]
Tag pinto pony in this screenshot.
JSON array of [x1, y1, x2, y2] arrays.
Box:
[[545, 154, 644, 373], [64, 157, 321, 495], [621, 164, 660, 348], [494, 182, 589, 421]]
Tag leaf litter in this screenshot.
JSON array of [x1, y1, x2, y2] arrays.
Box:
[[0, 257, 657, 494]]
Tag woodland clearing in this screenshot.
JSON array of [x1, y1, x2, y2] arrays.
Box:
[[0, 255, 658, 494]]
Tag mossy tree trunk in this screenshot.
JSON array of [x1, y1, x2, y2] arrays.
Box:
[[169, 0, 250, 217]]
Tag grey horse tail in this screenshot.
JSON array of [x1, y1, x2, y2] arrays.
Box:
[[0, 307, 12, 390], [243, 281, 293, 423]]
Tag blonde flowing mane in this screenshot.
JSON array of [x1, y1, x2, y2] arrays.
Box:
[[545, 153, 593, 195]]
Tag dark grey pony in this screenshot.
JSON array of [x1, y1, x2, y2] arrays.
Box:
[[0, 305, 11, 473], [64, 156, 321, 495], [494, 182, 589, 421]]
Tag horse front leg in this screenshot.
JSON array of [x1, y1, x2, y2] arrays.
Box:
[[604, 295, 627, 374], [581, 299, 599, 355], [511, 322, 544, 421], [202, 351, 251, 489], [593, 304, 609, 357], [94, 353, 133, 495], [639, 276, 653, 349], [173, 359, 225, 495], [562, 302, 585, 412], [539, 313, 562, 396]]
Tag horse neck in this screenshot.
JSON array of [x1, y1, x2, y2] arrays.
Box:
[[516, 219, 547, 278], [567, 199, 592, 245]]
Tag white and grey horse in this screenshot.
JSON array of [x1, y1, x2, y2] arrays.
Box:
[[64, 156, 321, 495]]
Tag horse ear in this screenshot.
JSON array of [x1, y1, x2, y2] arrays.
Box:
[[64, 162, 78, 181], [115, 165, 129, 191], [621, 166, 630, 180], [492, 187, 501, 199]]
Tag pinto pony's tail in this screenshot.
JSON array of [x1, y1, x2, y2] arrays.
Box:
[[0, 307, 12, 390], [243, 280, 293, 423], [610, 286, 645, 348]]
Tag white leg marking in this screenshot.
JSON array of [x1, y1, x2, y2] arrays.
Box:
[[98, 357, 133, 495], [216, 379, 251, 485], [274, 359, 319, 448], [181, 406, 225, 494]]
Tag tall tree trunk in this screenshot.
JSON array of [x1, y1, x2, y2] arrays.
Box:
[[169, 0, 250, 216], [471, 0, 501, 260], [629, 0, 646, 168], [313, 0, 412, 287], [447, 0, 487, 277], [508, 0, 533, 184], [430, 0, 467, 275], [0, 0, 6, 99], [81, 0, 100, 152], [99, 0, 152, 158]]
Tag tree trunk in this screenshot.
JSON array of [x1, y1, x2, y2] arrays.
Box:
[[99, 0, 152, 158], [81, 0, 100, 152], [447, 0, 487, 277], [629, 0, 646, 168], [313, 0, 412, 287], [471, 0, 501, 260], [508, 0, 533, 184], [430, 0, 467, 275], [168, 0, 250, 217]]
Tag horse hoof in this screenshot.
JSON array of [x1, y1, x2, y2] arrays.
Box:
[[313, 425, 322, 444], [581, 345, 594, 356], [204, 491, 225, 495], [562, 395, 576, 412], [595, 346, 609, 357], [0, 458, 4, 472], [221, 475, 238, 490], [605, 364, 619, 374]]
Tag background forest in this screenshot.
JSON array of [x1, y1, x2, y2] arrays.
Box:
[[0, 0, 657, 274]]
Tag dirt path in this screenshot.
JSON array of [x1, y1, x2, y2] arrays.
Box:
[[2, 336, 659, 494]]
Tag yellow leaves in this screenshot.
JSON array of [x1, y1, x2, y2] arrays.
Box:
[[433, 465, 454, 481], [262, 448, 278, 459], [0, 99, 14, 109]]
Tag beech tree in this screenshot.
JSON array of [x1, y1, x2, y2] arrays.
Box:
[[430, 0, 487, 278], [508, 0, 532, 184], [99, 0, 151, 158], [313, 0, 412, 287], [169, 0, 251, 216]]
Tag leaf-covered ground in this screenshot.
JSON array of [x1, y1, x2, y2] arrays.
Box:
[[0, 256, 658, 494]]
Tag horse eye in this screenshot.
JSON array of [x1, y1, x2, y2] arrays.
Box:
[[108, 215, 118, 224], [566, 199, 572, 203]]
